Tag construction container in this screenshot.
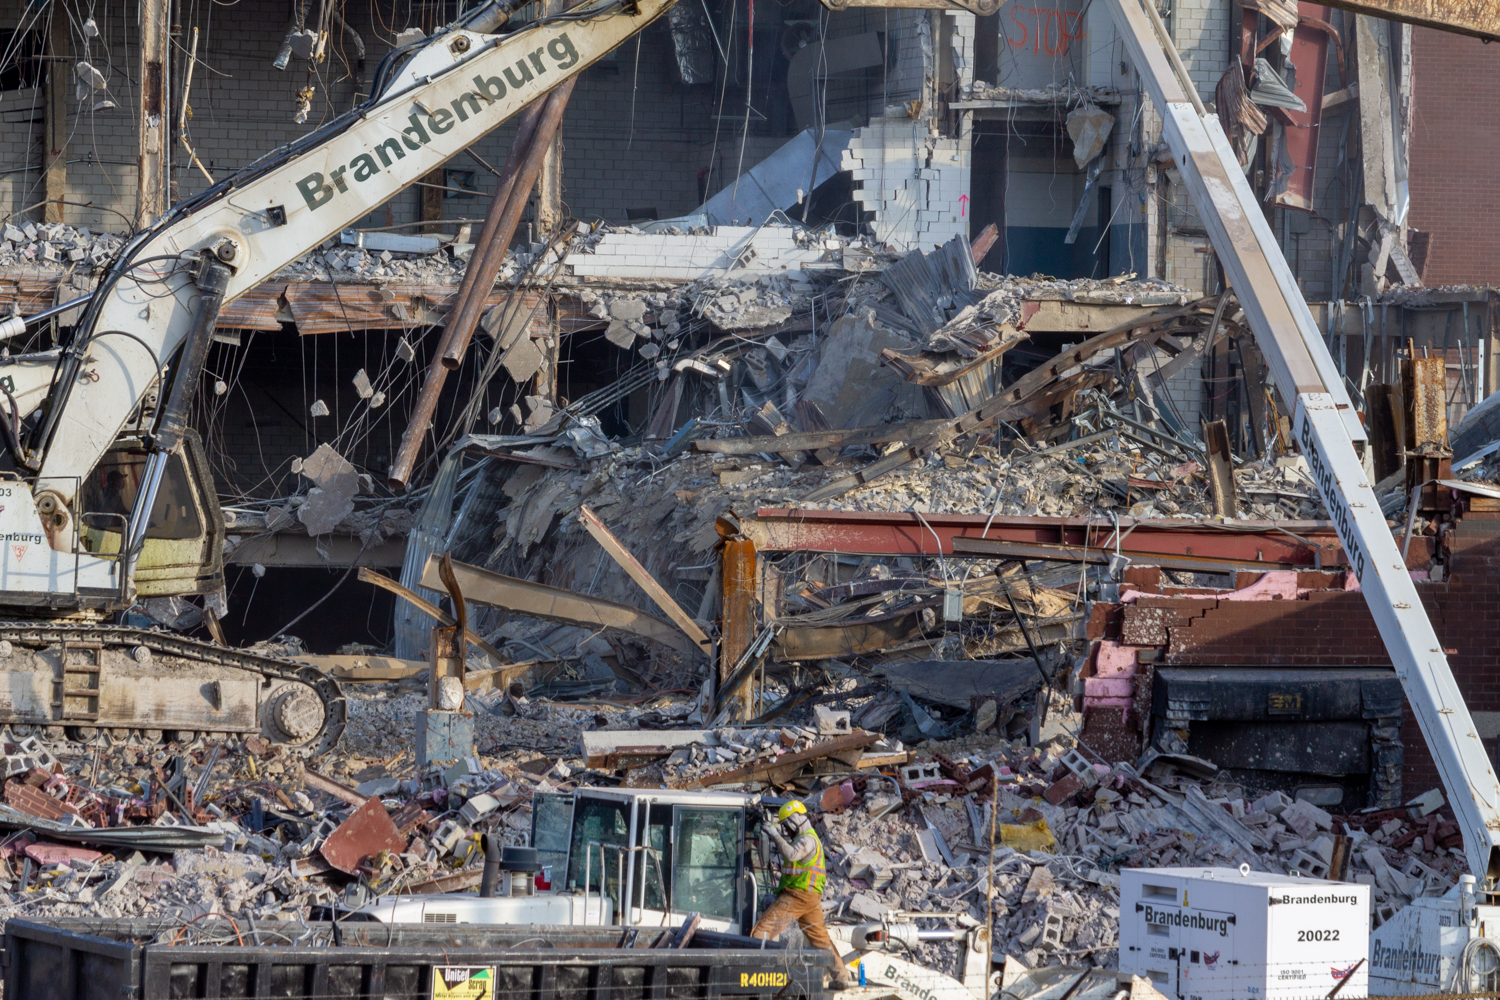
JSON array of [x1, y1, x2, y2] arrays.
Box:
[[1119, 866, 1369, 1000], [2, 919, 831, 1000]]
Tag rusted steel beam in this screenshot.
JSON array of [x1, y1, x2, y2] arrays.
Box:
[[739, 508, 1345, 565], [388, 81, 573, 489], [720, 536, 757, 719], [1320, 0, 1500, 42], [136, 0, 168, 226]]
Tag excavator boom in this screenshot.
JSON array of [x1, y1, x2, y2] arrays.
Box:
[[1101, 0, 1500, 918]]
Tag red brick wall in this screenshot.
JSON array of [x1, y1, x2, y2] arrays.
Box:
[[1409, 28, 1500, 285], [1131, 522, 1500, 796]]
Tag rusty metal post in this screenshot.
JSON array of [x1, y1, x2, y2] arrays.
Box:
[[438, 78, 575, 371], [720, 535, 757, 719], [43, 7, 67, 224], [418, 553, 473, 764], [136, 0, 169, 227], [388, 81, 575, 489]]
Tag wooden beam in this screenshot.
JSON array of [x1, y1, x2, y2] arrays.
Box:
[[43, 7, 67, 224], [302, 770, 368, 807], [670, 730, 879, 790], [355, 566, 508, 664], [1204, 419, 1240, 517], [416, 555, 700, 657], [720, 535, 757, 719], [577, 505, 713, 657], [1322, 83, 1358, 111]]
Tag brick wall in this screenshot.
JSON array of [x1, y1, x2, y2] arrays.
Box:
[[1408, 27, 1500, 286], [1119, 521, 1500, 800]]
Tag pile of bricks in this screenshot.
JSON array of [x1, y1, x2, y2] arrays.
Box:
[[0, 222, 122, 269]]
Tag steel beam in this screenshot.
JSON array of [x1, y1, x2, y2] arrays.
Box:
[[741, 508, 1343, 564], [1320, 0, 1500, 42]]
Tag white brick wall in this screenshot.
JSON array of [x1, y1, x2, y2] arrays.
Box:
[[836, 9, 972, 252]]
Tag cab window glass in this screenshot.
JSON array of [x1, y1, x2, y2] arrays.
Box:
[[80, 452, 201, 540]]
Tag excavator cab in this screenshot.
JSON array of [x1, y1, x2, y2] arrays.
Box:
[[76, 429, 224, 598]]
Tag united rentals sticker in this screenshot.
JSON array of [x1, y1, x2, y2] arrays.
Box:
[[432, 966, 494, 1000]]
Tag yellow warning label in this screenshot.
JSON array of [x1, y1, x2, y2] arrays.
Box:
[[432, 966, 495, 1000]]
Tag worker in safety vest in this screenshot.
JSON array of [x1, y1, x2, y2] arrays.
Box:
[[750, 800, 854, 990]]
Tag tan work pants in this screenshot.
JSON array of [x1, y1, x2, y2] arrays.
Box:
[[750, 887, 851, 984]]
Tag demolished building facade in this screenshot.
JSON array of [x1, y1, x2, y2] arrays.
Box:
[[0, 0, 1498, 994]]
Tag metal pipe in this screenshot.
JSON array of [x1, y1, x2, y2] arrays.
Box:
[[479, 833, 501, 897], [386, 86, 562, 488], [0, 293, 95, 341], [583, 840, 593, 920], [623, 796, 639, 927]]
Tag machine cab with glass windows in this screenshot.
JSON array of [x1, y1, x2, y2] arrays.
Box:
[[356, 788, 779, 934]]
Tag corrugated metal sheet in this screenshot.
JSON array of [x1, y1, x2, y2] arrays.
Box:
[[393, 452, 463, 661], [879, 235, 980, 337]]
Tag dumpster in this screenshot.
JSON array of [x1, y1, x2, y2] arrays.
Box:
[[3, 919, 832, 999]]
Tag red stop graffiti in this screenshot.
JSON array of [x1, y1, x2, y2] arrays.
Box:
[[1008, 4, 1086, 56]]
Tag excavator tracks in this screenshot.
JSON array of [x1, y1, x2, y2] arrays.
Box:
[[0, 623, 345, 757]]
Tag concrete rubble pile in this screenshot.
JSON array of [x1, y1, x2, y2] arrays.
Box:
[[0, 672, 1461, 974], [0, 222, 125, 269], [0, 693, 611, 926], [767, 730, 1459, 974]]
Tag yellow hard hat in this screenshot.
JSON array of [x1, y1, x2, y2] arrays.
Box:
[[776, 801, 808, 822]]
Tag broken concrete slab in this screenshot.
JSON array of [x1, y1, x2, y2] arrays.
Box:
[[298, 486, 356, 536], [802, 314, 921, 428]]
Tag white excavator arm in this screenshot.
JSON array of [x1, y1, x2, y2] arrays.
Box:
[[1101, 0, 1500, 905], [0, 0, 672, 606]]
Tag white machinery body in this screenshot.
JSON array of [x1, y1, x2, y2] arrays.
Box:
[[359, 890, 610, 927], [1120, 868, 1369, 1000], [1366, 878, 1500, 995]]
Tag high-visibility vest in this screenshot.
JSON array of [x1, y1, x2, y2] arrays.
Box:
[[779, 828, 827, 895]]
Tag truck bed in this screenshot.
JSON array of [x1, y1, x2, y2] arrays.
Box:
[[3, 918, 832, 999]]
